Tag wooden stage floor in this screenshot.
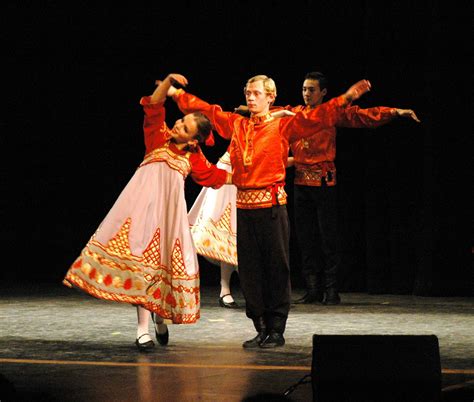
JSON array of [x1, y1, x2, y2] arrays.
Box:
[[1, 282, 473, 401]]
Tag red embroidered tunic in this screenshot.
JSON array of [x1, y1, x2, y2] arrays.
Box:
[[288, 104, 397, 186], [173, 90, 347, 208], [141, 96, 227, 188]]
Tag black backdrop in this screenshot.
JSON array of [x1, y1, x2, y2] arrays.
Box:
[[2, 1, 472, 296]]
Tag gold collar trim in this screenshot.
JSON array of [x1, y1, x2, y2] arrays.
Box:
[[250, 113, 273, 125]]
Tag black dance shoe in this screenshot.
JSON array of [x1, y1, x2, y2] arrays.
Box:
[[242, 332, 267, 349], [135, 334, 155, 352], [152, 313, 169, 345], [259, 331, 285, 348], [155, 325, 169, 346], [323, 289, 341, 305], [292, 290, 324, 304], [219, 294, 239, 309]]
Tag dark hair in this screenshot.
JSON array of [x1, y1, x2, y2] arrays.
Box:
[[304, 71, 328, 91], [192, 112, 213, 144]]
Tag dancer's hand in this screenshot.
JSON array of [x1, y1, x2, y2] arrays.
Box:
[[395, 109, 421, 123], [271, 110, 296, 118], [234, 105, 250, 116], [155, 74, 188, 88], [166, 73, 188, 88], [151, 73, 187, 103], [167, 85, 178, 97], [344, 79, 371, 102]]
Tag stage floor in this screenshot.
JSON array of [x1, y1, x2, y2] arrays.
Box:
[[1, 282, 473, 401]]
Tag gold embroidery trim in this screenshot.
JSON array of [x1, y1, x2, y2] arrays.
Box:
[[236, 187, 287, 209], [139, 144, 191, 178], [294, 168, 337, 186]]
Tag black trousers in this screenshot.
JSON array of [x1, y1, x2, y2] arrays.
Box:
[[293, 184, 340, 291], [237, 205, 291, 333]]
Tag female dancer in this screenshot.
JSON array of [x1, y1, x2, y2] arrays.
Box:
[[64, 74, 232, 351]]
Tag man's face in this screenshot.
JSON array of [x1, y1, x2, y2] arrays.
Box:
[[245, 80, 275, 115], [302, 79, 327, 107]]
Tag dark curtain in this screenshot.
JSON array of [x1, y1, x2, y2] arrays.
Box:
[[336, 1, 472, 296], [3, 1, 472, 296]]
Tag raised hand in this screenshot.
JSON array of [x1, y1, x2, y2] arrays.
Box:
[[151, 73, 188, 103], [345, 79, 372, 102], [167, 73, 188, 88]]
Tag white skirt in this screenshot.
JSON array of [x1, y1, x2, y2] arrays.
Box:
[[188, 153, 238, 266], [64, 161, 201, 324]]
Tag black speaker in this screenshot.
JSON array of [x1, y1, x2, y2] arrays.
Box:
[[312, 334, 441, 402]]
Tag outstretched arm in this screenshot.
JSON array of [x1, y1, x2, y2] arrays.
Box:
[[283, 79, 372, 142], [170, 88, 238, 140], [150, 74, 188, 104], [230, 105, 295, 119], [271, 109, 296, 118], [337, 104, 421, 129], [340, 80, 420, 122]]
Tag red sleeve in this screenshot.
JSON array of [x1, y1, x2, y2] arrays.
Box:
[[337, 105, 397, 128], [140, 96, 170, 154], [289, 105, 305, 113], [281, 96, 348, 143], [189, 148, 228, 189], [173, 90, 239, 140]]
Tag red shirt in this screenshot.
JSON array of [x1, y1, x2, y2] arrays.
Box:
[[140, 96, 227, 189], [174, 91, 347, 191], [288, 104, 397, 186]]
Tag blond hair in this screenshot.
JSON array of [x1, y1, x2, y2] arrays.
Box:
[[244, 75, 277, 98]]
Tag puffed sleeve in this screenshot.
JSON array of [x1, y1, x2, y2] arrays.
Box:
[[140, 96, 169, 154], [189, 148, 228, 189], [337, 105, 397, 128], [281, 95, 348, 143], [173, 90, 240, 140]]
